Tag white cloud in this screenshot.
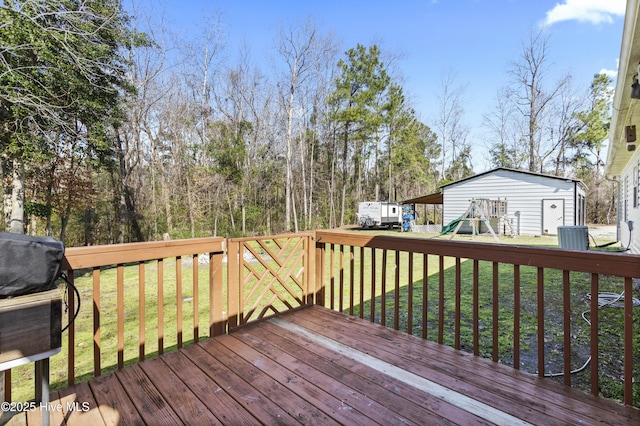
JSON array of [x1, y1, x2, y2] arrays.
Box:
[[598, 59, 619, 79], [543, 0, 626, 26], [599, 67, 618, 78]]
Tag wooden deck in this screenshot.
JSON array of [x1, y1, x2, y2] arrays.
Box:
[[9, 305, 640, 425]]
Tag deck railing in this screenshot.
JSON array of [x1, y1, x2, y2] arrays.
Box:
[[2, 230, 639, 408], [314, 230, 640, 407], [3, 237, 226, 402]]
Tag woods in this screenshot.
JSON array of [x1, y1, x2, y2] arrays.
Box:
[[0, 1, 615, 245]]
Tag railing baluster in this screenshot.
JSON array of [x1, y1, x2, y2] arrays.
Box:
[[370, 247, 376, 323], [473, 260, 479, 356], [192, 255, 199, 342], [590, 273, 599, 396], [422, 253, 428, 340], [513, 264, 520, 370], [624, 276, 633, 406], [438, 255, 444, 345], [139, 262, 145, 361], [381, 249, 387, 327], [67, 269, 76, 385], [317, 242, 326, 307], [349, 246, 355, 316], [493, 262, 499, 362], [117, 264, 124, 370], [157, 258, 164, 355], [176, 256, 183, 349], [537, 267, 545, 378], [394, 250, 400, 331], [339, 245, 344, 313], [407, 252, 414, 335], [329, 243, 335, 311], [563, 270, 571, 386], [238, 243, 245, 325], [93, 267, 101, 377], [3, 367, 10, 402], [359, 247, 365, 319], [455, 257, 461, 350]]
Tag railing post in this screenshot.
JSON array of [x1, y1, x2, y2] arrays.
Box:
[[314, 239, 325, 306], [210, 248, 225, 337], [305, 234, 316, 305], [226, 239, 240, 332]]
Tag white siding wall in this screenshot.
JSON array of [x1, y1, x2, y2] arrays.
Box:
[[617, 150, 640, 253], [442, 170, 583, 236]]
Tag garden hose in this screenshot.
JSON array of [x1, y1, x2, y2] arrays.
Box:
[[543, 290, 640, 378]]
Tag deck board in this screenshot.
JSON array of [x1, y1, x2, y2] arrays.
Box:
[[283, 308, 593, 425], [159, 350, 260, 425], [114, 364, 181, 425], [303, 307, 640, 424], [219, 332, 391, 425], [7, 305, 640, 425], [253, 318, 491, 426], [87, 371, 145, 425], [180, 342, 298, 425], [138, 357, 220, 425]]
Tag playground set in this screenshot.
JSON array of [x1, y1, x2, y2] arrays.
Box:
[[441, 198, 515, 241]]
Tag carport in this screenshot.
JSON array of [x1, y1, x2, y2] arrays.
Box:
[[402, 191, 443, 232]]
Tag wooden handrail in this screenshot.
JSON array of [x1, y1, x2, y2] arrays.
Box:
[[315, 230, 640, 276], [61, 237, 225, 269]]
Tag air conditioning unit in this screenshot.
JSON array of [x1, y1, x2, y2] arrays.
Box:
[[557, 226, 589, 251]]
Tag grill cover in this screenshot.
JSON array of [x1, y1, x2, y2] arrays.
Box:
[[0, 232, 64, 297]]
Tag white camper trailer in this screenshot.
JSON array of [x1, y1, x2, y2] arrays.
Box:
[[357, 202, 403, 228]]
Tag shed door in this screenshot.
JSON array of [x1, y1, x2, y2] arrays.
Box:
[[542, 199, 565, 235]]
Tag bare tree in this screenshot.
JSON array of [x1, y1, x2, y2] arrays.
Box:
[[434, 70, 471, 182], [484, 87, 527, 169], [507, 29, 570, 172], [275, 19, 338, 232]]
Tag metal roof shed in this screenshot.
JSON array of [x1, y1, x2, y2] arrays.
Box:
[[441, 168, 586, 236]]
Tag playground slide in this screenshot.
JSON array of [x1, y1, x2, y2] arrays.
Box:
[[441, 217, 463, 235]]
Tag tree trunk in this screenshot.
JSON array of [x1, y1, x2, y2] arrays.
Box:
[[2, 157, 11, 232], [115, 133, 144, 242], [186, 171, 196, 238], [8, 160, 25, 234], [340, 128, 349, 227]]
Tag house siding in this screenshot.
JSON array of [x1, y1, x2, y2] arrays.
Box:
[[617, 152, 640, 253], [442, 169, 584, 236]]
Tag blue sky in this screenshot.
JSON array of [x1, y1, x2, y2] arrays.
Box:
[[136, 0, 626, 170]]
